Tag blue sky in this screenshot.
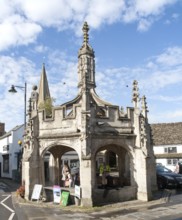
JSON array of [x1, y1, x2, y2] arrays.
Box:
[[0, 0, 182, 131]]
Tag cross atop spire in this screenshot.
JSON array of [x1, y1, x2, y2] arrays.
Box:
[[82, 22, 89, 45]]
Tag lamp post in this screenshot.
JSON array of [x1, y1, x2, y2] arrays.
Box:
[[8, 82, 27, 130], [9, 82, 27, 183]]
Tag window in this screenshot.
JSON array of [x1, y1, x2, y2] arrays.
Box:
[[3, 154, 9, 173], [167, 158, 178, 166], [3, 145, 9, 151], [164, 147, 177, 154], [168, 147, 177, 153]]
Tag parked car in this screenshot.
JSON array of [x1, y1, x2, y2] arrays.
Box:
[[156, 165, 182, 189]]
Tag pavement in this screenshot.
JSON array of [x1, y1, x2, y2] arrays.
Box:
[[1, 178, 182, 220]]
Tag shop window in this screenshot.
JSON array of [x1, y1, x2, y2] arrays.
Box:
[[3, 154, 9, 173]]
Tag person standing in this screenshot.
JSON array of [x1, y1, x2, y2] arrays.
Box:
[[62, 162, 70, 187]]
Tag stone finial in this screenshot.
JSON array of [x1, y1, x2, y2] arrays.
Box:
[[32, 85, 38, 91], [78, 22, 94, 57], [82, 22, 89, 45], [132, 80, 140, 107], [141, 95, 148, 118]]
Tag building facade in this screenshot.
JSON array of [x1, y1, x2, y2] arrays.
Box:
[[0, 124, 24, 180], [22, 22, 157, 206], [0, 123, 5, 137], [151, 122, 182, 171]]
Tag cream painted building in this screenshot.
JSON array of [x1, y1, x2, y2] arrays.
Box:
[[22, 22, 157, 207]]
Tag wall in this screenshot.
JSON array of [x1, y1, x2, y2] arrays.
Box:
[[154, 144, 182, 171], [0, 125, 24, 179]]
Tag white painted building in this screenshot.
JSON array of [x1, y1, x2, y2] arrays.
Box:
[[0, 124, 24, 180], [151, 123, 182, 171]]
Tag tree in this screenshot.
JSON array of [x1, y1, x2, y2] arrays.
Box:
[[38, 97, 55, 117]]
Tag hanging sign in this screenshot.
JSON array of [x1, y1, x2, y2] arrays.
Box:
[[53, 185, 61, 204], [31, 184, 42, 201], [60, 191, 70, 206]]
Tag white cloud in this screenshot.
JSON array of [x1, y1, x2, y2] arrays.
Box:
[[0, 55, 41, 131], [34, 45, 48, 53], [45, 50, 78, 104], [19, 0, 73, 26], [85, 0, 124, 28], [156, 47, 182, 67], [137, 18, 153, 31], [0, 0, 14, 22], [150, 95, 182, 102], [1, 43, 182, 130], [164, 12, 179, 25], [0, 56, 35, 85], [135, 0, 175, 16], [149, 109, 182, 124], [140, 70, 182, 92], [0, 14, 42, 51], [0, 0, 180, 50]]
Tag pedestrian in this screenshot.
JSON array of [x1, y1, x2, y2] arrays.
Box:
[[174, 162, 179, 174], [67, 172, 72, 188], [62, 162, 70, 187], [179, 161, 182, 174]]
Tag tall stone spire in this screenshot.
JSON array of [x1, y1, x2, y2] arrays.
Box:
[[38, 63, 51, 107], [78, 22, 96, 91]]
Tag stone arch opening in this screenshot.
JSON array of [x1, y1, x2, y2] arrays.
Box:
[[94, 144, 132, 189], [41, 145, 80, 188]]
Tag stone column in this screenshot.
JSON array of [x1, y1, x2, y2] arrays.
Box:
[[79, 159, 93, 206], [23, 161, 31, 200], [135, 149, 152, 201]]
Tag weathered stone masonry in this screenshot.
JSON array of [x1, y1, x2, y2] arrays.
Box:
[[22, 22, 157, 207]]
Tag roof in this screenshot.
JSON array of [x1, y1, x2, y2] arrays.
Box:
[[150, 122, 182, 146], [0, 124, 24, 140]]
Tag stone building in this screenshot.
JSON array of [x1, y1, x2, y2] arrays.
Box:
[[22, 22, 156, 206]]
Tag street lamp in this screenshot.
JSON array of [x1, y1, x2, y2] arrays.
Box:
[[8, 82, 27, 130], [9, 83, 27, 183]]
